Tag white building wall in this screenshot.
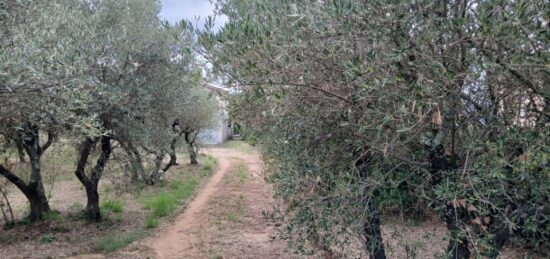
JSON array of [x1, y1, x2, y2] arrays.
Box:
[[197, 94, 233, 145]]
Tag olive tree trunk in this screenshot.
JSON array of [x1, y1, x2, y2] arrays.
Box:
[[142, 129, 184, 185], [0, 125, 53, 222], [185, 130, 199, 165], [74, 136, 112, 222], [355, 150, 386, 259], [121, 141, 146, 182], [363, 198, 386, 259]]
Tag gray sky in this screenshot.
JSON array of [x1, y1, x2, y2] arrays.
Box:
[[159, 0, 227, 31]]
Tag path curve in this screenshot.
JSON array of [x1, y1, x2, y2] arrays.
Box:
[[149, 147, 294, 259], [150, 148, 233, 258]]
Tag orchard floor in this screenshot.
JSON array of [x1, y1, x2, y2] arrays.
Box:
[[0, 142, 540, 258]]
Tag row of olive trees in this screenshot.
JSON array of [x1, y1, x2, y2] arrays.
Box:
[[201, 0, 548, 258], [0, 0, 216, 222]]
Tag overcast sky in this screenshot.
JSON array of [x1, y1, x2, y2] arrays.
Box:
[[159, 0, 227, 31]]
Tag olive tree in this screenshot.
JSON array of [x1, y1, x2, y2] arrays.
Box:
[[201, 0, 549, 258], [0, 0, 95, 221], [0, 0, 217, 223]]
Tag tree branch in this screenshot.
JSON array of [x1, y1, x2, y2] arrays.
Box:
[[75, 138, 96, 185], [39, 130, 54, 155], [0, 164, 28, 192], [89, 136, 112, 184]]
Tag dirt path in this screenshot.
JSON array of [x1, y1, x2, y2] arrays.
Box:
[[148, 147, 294, 259]]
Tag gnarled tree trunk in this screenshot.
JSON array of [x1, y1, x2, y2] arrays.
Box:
[[0, 124, 53, 222], [185, 130, 199, 165], [121, 141, 146, 182], [144, 124, 185, 185], [74, 136, 112, 222]]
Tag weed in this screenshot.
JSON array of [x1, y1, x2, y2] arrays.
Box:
[[95, 230, 147, 252], [100, 199, 124, 213], [103, 185, 113, 194], [145, 217, 159, 228], [172, 178, 198, 200], [214, 218, 225, 230], [0, 233, 22, 244], [68, 203, 83, 214], [235, 165, 248, 183], [220, 140, 253, 154], [406, 217, 423, 227], [139, 162, 214, 233], [201, 155, 217, 173], [43, 211, 61, 221], [50, 225, 71, 233], [39, 234, 56, 244], [228, 212, 240, 223], [208, 248, 220, 259], [224, 162, 248, 184], [413, 240, 425, 248], [144, 192, 177, 217], [203, 164, 213, 171]]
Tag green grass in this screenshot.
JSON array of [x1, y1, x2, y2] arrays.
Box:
[[142, 177, 200, 220], [214, 217, 225, 230], [201, 154, 217, 174], [0, 233, 22, 245], [224, 161, 248, 184], [39, 234, 56, 244], [145, 217, 159, 228], [219, 140, 254, 154], [95, 230, 148, 252], [235, 164, 248, 183], [100, 199, 124, 213], [228, 212, 240, 223], [43, 211, 61, 221], [50, 225, 71, 233], [144, 192, 178, 217]]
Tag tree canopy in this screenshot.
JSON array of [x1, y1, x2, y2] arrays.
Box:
[[201, 0, 549, 258], [0, 0, 216, 222]]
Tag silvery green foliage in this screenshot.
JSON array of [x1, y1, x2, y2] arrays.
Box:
[[0, 0, 217, 220], [202, 0, 549, 257]]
